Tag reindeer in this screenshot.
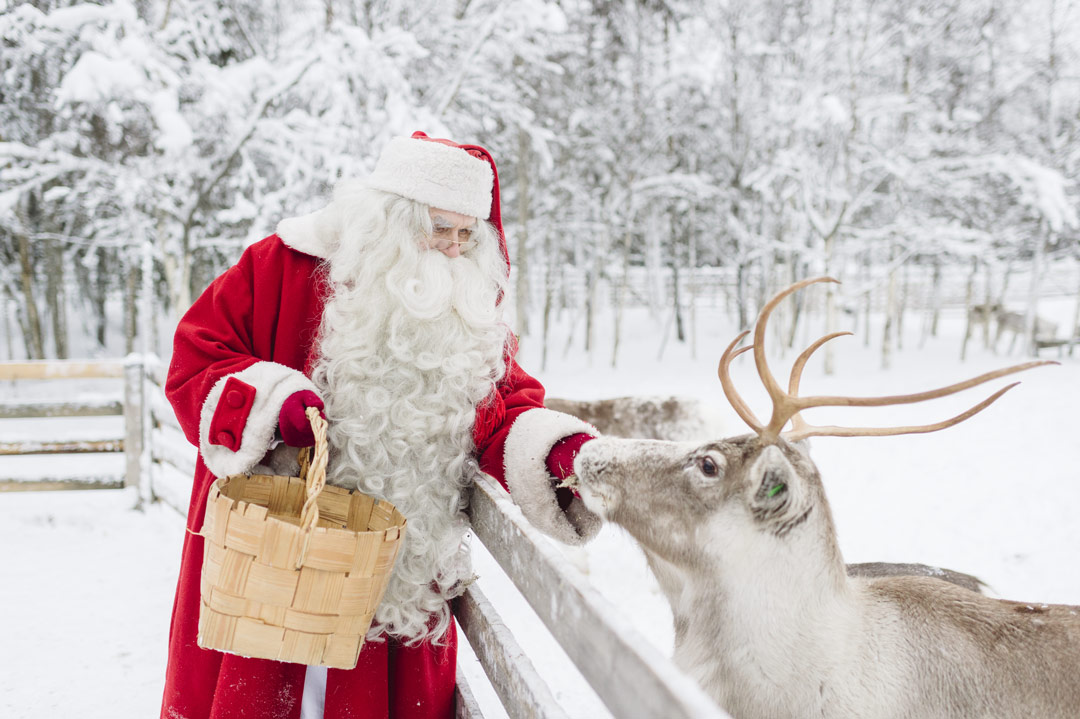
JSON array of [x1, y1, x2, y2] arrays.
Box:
[[993, 307, 1058, 354], [570, 278, 1079, 719], [544, 395, 727, 442]]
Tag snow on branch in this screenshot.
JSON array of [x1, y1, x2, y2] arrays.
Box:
[[180, 54, 320, 228]]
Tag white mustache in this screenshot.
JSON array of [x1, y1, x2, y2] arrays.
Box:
[[386, 250, 497, 324], [388, 251, 453, 320]]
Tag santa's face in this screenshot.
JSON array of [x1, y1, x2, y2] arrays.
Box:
[[425, 208, 478, 258]]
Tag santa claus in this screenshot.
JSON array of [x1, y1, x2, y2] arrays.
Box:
[[161, 132, 600, 719]]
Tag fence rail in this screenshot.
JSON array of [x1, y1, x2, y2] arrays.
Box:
[[463, 472, 728, 718], [0, 398, 124, 418], [0, 439, 124, 455], [0, 360, 126, 380], [455, 582, 570, 719], [2, 359, 728, 717]]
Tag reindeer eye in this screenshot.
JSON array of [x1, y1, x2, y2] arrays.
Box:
[[699, 457, 719, 477]]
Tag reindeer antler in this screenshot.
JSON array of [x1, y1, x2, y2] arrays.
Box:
[[717, 276, 1056, 443]]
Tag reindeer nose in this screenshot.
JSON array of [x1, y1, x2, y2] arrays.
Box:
[[573, 439, 607, 479]]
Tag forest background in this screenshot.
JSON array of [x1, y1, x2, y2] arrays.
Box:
[[2, 0, 1080, 369]]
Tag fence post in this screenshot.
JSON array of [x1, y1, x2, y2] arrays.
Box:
[[123, 354, 145, 504]]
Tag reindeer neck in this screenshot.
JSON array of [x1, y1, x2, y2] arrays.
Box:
[[663, 511, 860, 711], [701, 527, 850, 629]]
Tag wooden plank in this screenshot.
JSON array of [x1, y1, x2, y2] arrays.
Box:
[[0, 439, 123, 455], [455, 665, 487, 719], [0, 399, 123, 418], [150, 461, 194, 516], [467, 473, 728, 719], [0, 360, 125, 380], [454, 585, 569, 719], [151, 426, 197, 476], [151, 391, 184, 432], [123, 360, 144, 491], [0, 476, 123, 492], [144, 356, 169, 388]]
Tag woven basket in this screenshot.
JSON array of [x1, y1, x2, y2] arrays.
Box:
[[197, 407, 406, 669]]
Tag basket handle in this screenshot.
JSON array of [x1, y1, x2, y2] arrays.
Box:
[[296, 406, 328, 567]]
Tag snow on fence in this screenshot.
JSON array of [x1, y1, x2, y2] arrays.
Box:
[[1, 359, 729, 717]]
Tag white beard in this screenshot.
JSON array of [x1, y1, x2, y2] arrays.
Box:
[[310, 189, 509, 644]]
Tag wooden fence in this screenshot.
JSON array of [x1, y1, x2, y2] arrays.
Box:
[[1, 358, 729, 718], [1, 359, 134, 491], [0, 357, 196, 500], [459, 473, 727, 718]]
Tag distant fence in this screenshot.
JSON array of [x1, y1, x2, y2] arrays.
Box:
[[1, 359, 134, 491], [0, 357, 194, 501], [515, 260, 1080, 315], [0, 358, 728, 717]]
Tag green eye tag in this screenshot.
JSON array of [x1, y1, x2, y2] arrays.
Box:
[[768, 483, 786, 498]]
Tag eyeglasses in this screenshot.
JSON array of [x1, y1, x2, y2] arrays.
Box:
[[428, 226, 478, 252], [429, 237, 478, 252]]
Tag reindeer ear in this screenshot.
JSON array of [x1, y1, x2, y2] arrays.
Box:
[[749, 445, 795, 509], [788, 437, 812, 458]]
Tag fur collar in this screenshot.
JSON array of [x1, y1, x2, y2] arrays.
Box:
[[275, 204, 342, 260]]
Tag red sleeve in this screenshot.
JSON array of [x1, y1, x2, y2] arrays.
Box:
[[481, 356, 602, 545], [475, 358, 546, 488], [165, 250, 259, 446]]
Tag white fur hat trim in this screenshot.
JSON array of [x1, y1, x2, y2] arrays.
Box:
[[365, 137, 494, 219]]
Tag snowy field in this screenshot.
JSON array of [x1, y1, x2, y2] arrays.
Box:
[[3, 300, 1080, 718]]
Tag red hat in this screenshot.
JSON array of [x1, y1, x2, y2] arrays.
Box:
[[366, 132, 494, 219], [369, 132, 508, 272]]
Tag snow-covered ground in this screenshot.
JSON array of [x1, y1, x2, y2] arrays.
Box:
[[0, 489, 182, 718], [3, 300, 1079, 718]]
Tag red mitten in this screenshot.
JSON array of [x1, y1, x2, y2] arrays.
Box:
[[546, 433, 594, 511], [278, 390, 325, 447], [546, 433, 593, 479]]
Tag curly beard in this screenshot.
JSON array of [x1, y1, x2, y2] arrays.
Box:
[[309, 186, 509, 644]]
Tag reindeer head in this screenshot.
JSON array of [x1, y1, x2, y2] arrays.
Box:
[[574, 277, 1052, 573], [575, 433, 830, 572]]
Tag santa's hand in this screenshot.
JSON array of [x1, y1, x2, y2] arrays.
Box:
[[545, 433, 594, 510], [278, 390, 325, 447]]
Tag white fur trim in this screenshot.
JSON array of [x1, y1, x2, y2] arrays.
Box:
[[503, 408, 602, 545], [275, 204, 341, 259], [364, 137, 493, 219], [199, 362, 319, 478]]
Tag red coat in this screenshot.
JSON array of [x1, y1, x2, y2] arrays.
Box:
[[161, 232, 600, 719]]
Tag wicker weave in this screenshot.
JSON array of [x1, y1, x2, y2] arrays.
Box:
[[197, 408, 406, 669]]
